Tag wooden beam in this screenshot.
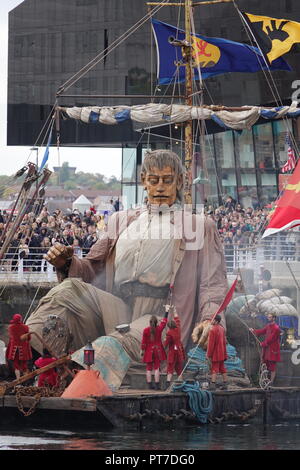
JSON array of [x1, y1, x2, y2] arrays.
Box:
[[58, 94, 185, 99], [0, 355, 71, 396], [147, 0, 233, 5], [3, 396, 97, 412]]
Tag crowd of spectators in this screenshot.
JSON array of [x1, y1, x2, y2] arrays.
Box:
[[205, 196, 300, 265], [206, 196, 269, 244], [1, 205, 109, 272], [200, 196, 270, 270]]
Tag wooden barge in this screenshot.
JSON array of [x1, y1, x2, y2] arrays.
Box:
[[2, 379, 300, 431]]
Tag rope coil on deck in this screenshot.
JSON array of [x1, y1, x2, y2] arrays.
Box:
[[172, 381, 213, 424]]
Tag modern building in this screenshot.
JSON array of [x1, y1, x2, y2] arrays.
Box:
[[7, 0, 300, 208]]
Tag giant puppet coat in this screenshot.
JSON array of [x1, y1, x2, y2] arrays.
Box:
[[26, 207, 228, 354]]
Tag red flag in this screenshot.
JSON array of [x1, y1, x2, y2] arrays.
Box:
[[211, 278, 238, 321], [263, 158, 300, 238]]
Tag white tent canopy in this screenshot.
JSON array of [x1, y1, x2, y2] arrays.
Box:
[[72, 194, 92, 214]]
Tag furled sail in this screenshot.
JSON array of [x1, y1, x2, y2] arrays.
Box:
[[59, 101, 300, 131]]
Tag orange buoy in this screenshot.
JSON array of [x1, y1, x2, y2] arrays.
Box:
[[61, 369, 113, 399]]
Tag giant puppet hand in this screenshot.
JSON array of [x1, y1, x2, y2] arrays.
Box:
[[44, 242, 74, 269], [191, 320, 212, 350]]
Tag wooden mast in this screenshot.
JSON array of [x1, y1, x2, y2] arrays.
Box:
[[183, 0, 193, 205], [147, 0, 235, 203]]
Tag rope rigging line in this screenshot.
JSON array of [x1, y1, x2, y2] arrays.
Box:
[[0, 164, 52, 303], [224, 270, 271, 388], [57, 0, 172, 96], [23, 284, 42, 323], [234, 2, 300, 160], [10, 103, 58, 178]]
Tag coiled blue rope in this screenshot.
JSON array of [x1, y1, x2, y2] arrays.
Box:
[[172, 381, 213, 424], [186, 343, 245, 374]]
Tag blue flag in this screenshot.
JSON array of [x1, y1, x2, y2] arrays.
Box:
[[151, 19, 292, 84], [39, 127, 53, 171]]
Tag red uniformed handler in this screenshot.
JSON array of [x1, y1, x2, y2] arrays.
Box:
[[206, 314, 228, 390], [164, 308, 185, 389], [250, 313, 281, 385], [6, 314, 32, 379], [141, 306, 169, 390], [34, 349, 59, 388]]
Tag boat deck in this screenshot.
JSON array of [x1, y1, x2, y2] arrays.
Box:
[[1, 385, 300, 430]]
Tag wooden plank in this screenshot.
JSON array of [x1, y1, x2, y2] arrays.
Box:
[[4, 396, 97, 412]]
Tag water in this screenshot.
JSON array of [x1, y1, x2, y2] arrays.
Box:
[[1, 423, 300, 450]]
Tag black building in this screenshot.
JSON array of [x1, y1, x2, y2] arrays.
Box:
[[7, 0, 300, 208]]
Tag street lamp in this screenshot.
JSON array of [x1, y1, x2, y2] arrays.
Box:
[[83, 340, 95, 370]]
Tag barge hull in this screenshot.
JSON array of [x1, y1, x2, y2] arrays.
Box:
[[1, 388, 300, 430]]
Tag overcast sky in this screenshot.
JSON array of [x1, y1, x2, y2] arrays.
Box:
[[0, 0, 122, 178]]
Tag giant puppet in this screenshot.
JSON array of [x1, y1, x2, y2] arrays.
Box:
[[26, 150, 228, 358]]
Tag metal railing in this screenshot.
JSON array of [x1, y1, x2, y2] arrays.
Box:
[[0, 252, 57, 283], [0, 246, 89, 283], [224, 231, 300, 279], [0, 232, 300, 282]]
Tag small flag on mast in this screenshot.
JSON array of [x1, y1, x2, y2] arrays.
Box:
[[151, 19, 291, 85], [281, 132, 296, 173], [39, 126, 53, 171], [241, 12, 300, 65]]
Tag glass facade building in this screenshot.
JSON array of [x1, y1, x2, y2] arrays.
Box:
[[122, 119, 294, 209], [7, 0, 300, 207]]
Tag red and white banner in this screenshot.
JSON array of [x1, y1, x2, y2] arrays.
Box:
[[262, 159, 300, 238]]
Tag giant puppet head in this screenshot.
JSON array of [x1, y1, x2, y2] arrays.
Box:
[[141, 150, 184, 206]]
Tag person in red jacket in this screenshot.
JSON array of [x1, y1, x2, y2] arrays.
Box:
[[141, 306, 169, 390], [164, 308, 186, 389], [34, 349, 59, 388], [6, 314, 32, 379], [250, 313, 281, 385], [206, 314, 228, 390]]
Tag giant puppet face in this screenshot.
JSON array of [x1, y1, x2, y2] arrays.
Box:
[[141, 165, 183, 207]]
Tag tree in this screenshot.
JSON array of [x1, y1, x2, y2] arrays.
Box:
[[0, 163, 121, 193]]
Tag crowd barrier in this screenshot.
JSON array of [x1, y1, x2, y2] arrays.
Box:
[[0, 234, 299, 282]]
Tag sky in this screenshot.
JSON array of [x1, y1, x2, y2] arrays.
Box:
[[0, 0, 122, 178]]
